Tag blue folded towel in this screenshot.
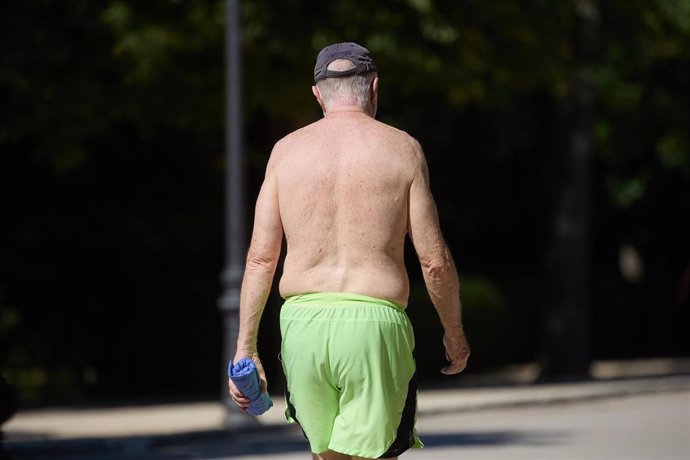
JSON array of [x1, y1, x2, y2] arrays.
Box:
[[228, 358, 273, 416]]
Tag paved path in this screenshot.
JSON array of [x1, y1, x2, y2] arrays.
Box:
[[5, 374, 689, 442], [3, 359, 690, 459], [405, 391, 690, 460], [157, 391, 690, 460], [8, 391, 687, 459]]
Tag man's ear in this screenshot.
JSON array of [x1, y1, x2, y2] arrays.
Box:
[[371, 77, 379, 112], [312, 85, 326, 112]]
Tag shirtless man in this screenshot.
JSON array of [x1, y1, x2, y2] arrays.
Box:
[[229, 42, 470, 460]]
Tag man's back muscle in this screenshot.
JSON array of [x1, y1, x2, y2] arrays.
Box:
[[272, 112, 420, 305]]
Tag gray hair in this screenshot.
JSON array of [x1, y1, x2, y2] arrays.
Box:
[[315, 59, 377, 111]]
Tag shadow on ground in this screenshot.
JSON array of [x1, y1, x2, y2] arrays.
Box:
[[4, 427, 568, 459], [418, 429, 567, 448]]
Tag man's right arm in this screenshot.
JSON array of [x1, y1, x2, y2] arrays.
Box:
[[407, 141, 470, 374], [228, 153, 283, 410]]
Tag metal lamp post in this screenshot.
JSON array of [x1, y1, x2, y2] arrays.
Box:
[[218, 0, 255, 428]]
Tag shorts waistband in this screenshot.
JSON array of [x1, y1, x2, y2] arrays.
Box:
[[283, 292, 405, 310]]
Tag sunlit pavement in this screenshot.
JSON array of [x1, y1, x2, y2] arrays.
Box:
[[6, 390, 688, 460], [154, 391, 689, 460], [407, 391, 689, 460], [4, 362, 690, 460]]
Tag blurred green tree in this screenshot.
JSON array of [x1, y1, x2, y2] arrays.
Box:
[[1, 0, 687, 404]]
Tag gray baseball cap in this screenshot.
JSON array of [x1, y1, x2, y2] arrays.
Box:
[[313, 42, 377, 83]]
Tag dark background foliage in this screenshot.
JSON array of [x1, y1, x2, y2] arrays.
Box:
[[1, 0, 688, 406]]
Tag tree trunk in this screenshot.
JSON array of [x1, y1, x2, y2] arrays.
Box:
[[541, 0, 598, 379]]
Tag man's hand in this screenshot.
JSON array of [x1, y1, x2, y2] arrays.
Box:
[[441, 329, 470, 375], [228, 353, 268, 412]]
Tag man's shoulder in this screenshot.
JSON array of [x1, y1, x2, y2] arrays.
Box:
[[271, 117, 423, 160], [376, 119, 421, 146], [272, 120, 322, 151]]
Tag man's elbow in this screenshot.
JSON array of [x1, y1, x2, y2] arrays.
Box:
[[245, 251, 278, 273], [420, 256, 454, 280]]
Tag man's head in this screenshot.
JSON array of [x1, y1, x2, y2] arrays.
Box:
[[312, 42, 379, 116]]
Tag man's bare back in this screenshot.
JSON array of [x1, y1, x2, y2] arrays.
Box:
[[273, 110, 421, 305]]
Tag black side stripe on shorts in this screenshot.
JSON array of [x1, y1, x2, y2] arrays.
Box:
[[284, 387, 309, 441], [379, 371, 418, 458]]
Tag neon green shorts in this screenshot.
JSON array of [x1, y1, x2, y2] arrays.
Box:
[[280, 292, 423, 458]]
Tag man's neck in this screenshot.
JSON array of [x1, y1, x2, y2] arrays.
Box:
[[325, 105, 373, 118]]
